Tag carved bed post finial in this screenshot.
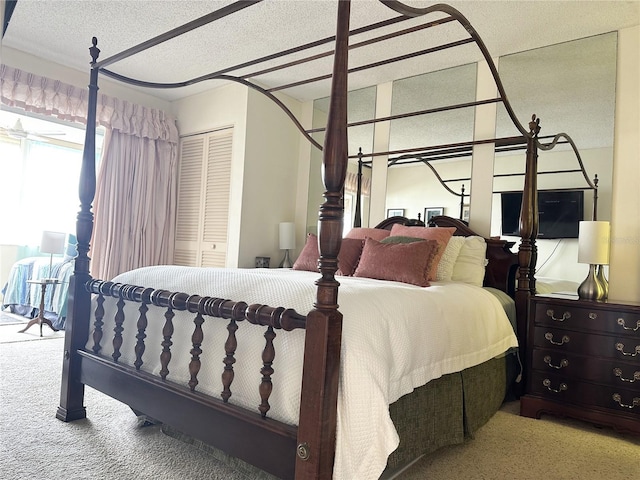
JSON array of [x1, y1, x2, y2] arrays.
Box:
[[459, 184, 465, 220]]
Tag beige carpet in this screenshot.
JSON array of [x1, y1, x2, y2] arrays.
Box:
[[0, 327, 638, 479], [0, 311, 64, 343]]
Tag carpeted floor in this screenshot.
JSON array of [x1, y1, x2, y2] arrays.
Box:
[[0, 310, 29, 325], [0, 311, 64, 343], [0, 326, 638, 480]]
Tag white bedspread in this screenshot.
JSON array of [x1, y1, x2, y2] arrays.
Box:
[[92, 266, 518, 480]]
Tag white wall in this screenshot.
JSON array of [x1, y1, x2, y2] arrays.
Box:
[[609, 25, 640, 302], [241, 88, 303, 268]]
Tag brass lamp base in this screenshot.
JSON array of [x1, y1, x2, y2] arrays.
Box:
[[578, 264, 606, 301]]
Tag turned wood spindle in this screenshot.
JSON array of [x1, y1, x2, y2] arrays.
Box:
[[133, 303, 149, 370], [259, 326, 276, 418], [188, 312, 205, 391], [92, 293, 105, 354], [221, 318, 238, 403], [112, 296, 125, 362], [159, 307, 175, 380]]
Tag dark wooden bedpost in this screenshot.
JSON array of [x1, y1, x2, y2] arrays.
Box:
[[514, 114, 540, 392], [296, 1, 350, 478], [57, 38, 100, 422], [354, 148, 363, 227]]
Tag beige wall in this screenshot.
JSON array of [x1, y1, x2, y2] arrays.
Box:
[[609, 25, 640, 302], [240, 88, 303, 268]]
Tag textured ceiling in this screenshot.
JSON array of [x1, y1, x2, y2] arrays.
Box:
[[1, 1, 638, 154], [2, 0, 639, 102]]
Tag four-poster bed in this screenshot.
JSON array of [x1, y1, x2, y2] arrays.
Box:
[[55, 1, 581, 478]]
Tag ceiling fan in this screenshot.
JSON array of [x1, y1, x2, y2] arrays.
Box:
[[0, 117, 66, 140]]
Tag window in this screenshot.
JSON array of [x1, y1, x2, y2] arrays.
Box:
[[0, 113, 103, 246]]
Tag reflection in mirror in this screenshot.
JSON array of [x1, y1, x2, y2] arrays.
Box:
[[307, 86, 376, 235], [386, 64, 477, 222], [492, 32, 617, 282]]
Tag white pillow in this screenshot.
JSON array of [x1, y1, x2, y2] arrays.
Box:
[[435, 236, 465, 281], [451, 236, 488, 287]]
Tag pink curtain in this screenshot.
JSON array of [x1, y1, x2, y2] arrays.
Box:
[[1, 66, 179, 279]]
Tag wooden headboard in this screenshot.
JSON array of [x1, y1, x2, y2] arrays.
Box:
[[375, 215, 518, 297]]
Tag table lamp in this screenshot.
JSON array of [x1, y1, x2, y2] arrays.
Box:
[[278, 222, 295, 268], [40, 231, 66, 281], [577, 221, 610, 301]]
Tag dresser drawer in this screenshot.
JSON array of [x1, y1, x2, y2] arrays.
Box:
[[533, 326, 640, 361], [529, 371, 640, 415], [532, 348, 640, 386], [533, 300, 640, 337]]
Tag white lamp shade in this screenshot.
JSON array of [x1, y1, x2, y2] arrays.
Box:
[[40, 231, 66, 255], [279, 222, 295, 250], [578, 221, 610, 265]]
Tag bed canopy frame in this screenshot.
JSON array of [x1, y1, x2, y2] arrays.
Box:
[[352, 135, 600, 225], [56, 1, 584, 478]]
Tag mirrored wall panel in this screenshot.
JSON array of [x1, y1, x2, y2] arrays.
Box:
[[307, 86, 376, 234], [386, 63, 477, 221], [492, 32, 617, 281]]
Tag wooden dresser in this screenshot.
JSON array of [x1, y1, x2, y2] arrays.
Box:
[[520, 293, 640, 435]]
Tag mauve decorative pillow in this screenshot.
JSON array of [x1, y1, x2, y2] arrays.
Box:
[[345, 227, 391, 241], [292, 234, 320, 272], [353, 237, 439, 287], [389, 225, 456, 280], [292, 234, 364, 275]]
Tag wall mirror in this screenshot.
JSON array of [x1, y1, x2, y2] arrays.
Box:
[[492, 32, 617, 281], [386, 63, 477, 222], [307, 86, 376, 234]]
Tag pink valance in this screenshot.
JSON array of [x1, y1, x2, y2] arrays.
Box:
[[0, 65, 178, 143]]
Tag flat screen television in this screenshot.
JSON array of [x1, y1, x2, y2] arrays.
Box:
[[501, 190, 584, 239]]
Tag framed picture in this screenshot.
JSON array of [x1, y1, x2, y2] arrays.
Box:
[[462, 204, 470, 222], [424, 207, 444, 222], [387, 208, 404, 218]]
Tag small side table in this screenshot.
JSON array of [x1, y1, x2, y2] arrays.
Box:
[[19, 278, 62, 337]]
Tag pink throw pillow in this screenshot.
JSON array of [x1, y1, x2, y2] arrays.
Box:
[[353, 237, 439, 287], [389, 225, 456, 281], [345, 227, 391, 241], [292, 234, 364, 276]]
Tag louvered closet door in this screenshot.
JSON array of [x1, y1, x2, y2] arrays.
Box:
[[173, 128, 232, 267]]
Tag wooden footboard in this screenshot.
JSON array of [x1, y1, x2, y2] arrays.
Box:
[[66, 278, 308, 479]]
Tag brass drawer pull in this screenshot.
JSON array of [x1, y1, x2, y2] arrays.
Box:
[[613, 368, 640, 383], [544, 356, 569, 369], [615, 343, 640, 357], [546, 309, 571, 322], [612, 394, 640, 409], [617, 318, 640, 332], [545, 332, 570, 346], [543, 378, 568, 393]]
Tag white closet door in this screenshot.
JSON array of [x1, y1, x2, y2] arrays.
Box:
[[174, 128, 232, 267]]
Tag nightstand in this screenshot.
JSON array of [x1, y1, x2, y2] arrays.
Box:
[[520, 293, 640, 435]]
